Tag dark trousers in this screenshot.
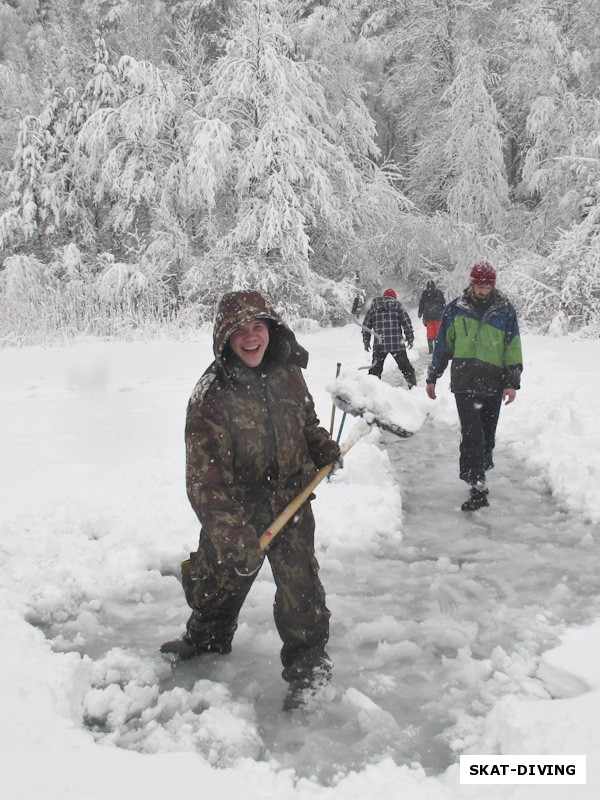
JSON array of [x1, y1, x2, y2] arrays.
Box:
[[182, 501, 331, 683], [369, 344, 416, 386], [454, 392, 503, 485]]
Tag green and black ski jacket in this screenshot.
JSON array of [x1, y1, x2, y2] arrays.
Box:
[[427, 288, 523, 395]]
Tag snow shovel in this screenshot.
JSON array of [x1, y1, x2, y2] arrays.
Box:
[[354, 320, 380, 371], [353, 319, 383, 343], [329, 388, 415, 439], [259, 418, 372, 550]]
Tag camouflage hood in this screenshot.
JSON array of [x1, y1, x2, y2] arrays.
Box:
[[213, 291, 309, 373]]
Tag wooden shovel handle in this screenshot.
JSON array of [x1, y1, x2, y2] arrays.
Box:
[[258, 418, 371, 550], [259, 463, 334, 550]]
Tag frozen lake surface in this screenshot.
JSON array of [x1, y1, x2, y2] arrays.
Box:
[[76, 376, 600, 784], [4, 333, 600, 799]]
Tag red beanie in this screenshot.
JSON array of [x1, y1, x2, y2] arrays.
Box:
[[470, 261, 496, 286], [383, 288, 397, 299]]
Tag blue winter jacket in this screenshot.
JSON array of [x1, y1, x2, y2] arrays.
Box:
[[427, 288, 523, 395]]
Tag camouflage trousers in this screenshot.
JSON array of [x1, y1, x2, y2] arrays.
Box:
[[182, 500, 331, 683]]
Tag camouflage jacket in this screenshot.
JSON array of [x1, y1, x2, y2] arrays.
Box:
[[185, 291, 340, 574]]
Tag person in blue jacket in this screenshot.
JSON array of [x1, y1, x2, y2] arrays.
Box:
[[425, 262, 523, 511]]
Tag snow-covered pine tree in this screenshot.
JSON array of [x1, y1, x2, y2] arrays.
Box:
[[185, 0, 396, 320], [539, 211, 600, 334], [72, 40, 194, 275], [536, 126, 600, 334], [80, 33, 125, 115], [184, 0, 234, 63], [292, 2, 412, 292], [0, 35, 125, 254], [0, 63, 36, 172], [384, 1, 499, 216], [502, 0, 590, 240], [0, 115, 46, 249], [443, 47, 509, 235]]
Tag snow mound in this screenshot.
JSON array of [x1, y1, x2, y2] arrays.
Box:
[[537, 622, 600, 698], [83, 649, 262, 765]]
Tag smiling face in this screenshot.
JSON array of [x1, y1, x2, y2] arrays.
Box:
[[229, 319, 270, 368]]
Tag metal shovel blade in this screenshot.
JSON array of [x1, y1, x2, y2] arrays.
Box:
[[330, 391, 414, 438]]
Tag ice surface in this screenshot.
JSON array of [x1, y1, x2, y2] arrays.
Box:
[[2, 326, 600, 799]]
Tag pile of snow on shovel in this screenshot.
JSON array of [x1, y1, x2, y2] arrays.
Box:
[[328, 372, 428, 436]]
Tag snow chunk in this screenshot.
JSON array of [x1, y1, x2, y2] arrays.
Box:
[[342, 687, 402, 736]]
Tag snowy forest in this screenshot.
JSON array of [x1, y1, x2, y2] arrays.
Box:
[[1, 0, 599, 343]]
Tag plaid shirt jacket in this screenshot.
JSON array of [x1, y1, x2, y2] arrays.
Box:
[[362, 296, 415, 352]]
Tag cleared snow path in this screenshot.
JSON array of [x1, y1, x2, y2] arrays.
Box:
[[247, 418, 600, 781], [7, 342, 600, 787], [81, 396, 600, 785], [382, 416, 600, 765]]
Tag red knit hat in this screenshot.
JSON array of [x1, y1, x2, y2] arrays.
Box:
[[383, 288, 397, 299], [470, 261, 496, 286]]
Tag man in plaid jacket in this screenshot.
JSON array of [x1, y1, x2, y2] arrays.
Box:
[[362, 288, 417, 388]]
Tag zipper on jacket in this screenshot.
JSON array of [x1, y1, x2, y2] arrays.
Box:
[[257, 376, 279, 485]]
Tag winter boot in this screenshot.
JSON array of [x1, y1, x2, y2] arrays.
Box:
[[282, 675, 330, 713], [282, 662, 332, 713], [160, 634, 231, 661], [160, 637, 204, 661], [461, 484, 489, 512], [282, 681, 309, 712], [427, 339, 434, 353]]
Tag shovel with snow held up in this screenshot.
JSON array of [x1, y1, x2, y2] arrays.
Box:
[[330, 390, 414, 439], [328, 372, 422, 439]]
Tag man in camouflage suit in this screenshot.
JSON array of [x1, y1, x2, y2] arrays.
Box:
[[161, 290, 341, 710]]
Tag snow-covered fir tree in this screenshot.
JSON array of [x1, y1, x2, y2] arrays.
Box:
[[183, 0, 398, 320], [0, 114, 46, 249], [386, 0, 491, 211], [537, 209, 600, 334], [443, 47, 509, 236], [534, 122, 600, 334], [3, 0, 600, 335], [291, 1, 413, 293], [502, 0, 591, 240]]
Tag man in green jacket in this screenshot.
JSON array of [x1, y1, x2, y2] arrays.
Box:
[[161, 290, 341, 711], [425, 262, 523, 511]]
